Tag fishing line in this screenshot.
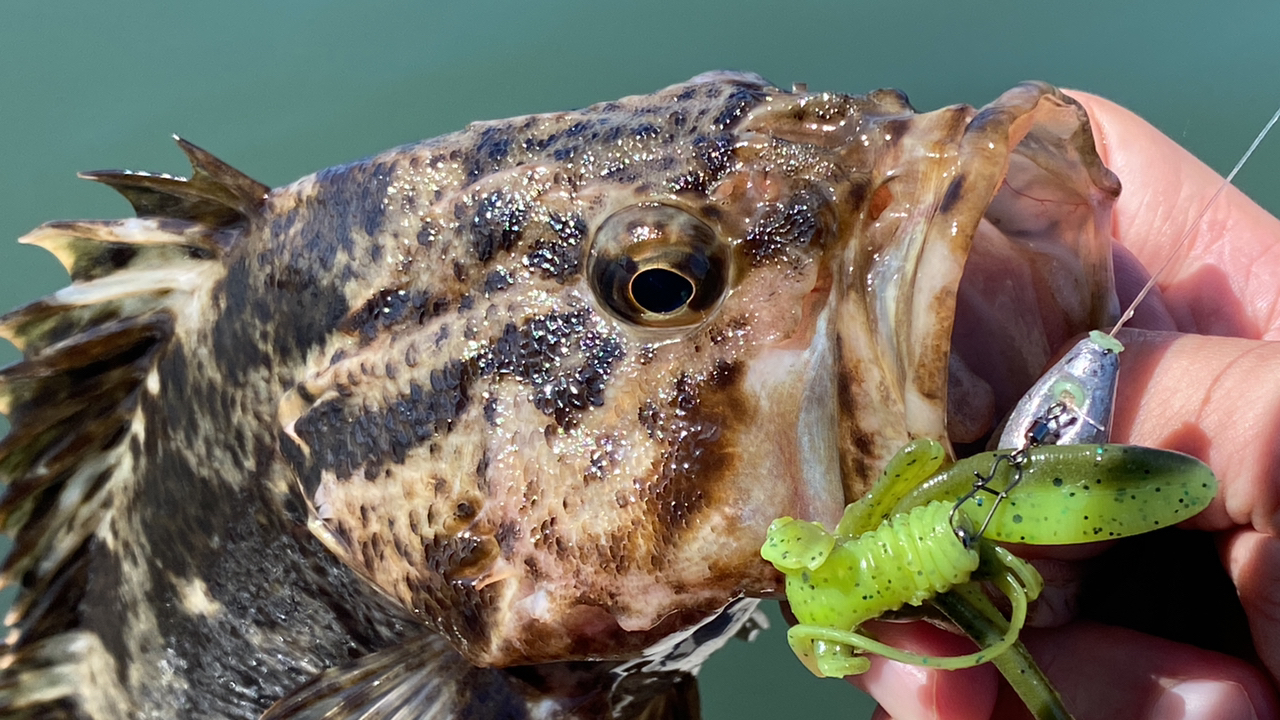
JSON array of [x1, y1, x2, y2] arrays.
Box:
[[1111, 103, 1280, 335]]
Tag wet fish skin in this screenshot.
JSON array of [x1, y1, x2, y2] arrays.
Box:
[[0, 72, 1118, 718]]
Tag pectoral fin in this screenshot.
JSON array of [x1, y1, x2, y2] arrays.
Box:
[[261, 632, 702, 720], [261, 633, 516, 720]]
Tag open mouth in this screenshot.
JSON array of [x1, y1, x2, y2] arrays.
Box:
[[947, 208, 1117, 451], [811, 82, 1121, 507]]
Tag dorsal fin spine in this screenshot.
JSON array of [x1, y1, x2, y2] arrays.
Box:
[[79, 137, 268, 226], [0, 138, 257, 715]]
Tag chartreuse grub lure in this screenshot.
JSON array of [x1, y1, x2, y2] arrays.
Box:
[[762, 438, 1217, 678]]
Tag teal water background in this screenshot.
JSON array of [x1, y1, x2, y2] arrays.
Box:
[[2, 2, 1278, 718]]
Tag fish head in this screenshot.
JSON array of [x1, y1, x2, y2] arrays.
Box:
[[274, 72, 1118, 666]]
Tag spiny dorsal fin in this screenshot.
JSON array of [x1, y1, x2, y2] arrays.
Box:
[[0, 630, 131, 717], [79, 137, 268, 226], [0, 141, 248, 716], [22, 217, 225, 285]]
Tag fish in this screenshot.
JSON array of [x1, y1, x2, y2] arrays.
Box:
[[0, 71, 1119, 719]]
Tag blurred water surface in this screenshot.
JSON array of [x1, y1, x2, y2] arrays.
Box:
[[1, 2, 1277, 718]]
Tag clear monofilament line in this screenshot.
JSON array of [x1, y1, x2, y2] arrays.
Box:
[[1111, 103, 1280, 336]]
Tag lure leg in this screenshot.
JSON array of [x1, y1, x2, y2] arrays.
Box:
[[932, 550, 1075, 720], [986, 544, 1043, 602], [784, 631, 871, 678], [786, 579, 1024, 676], [835, 438, 948, 537], [760, 516, 836, 571]]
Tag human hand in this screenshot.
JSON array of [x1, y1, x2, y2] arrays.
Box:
[[850, 93, 1280, 720]]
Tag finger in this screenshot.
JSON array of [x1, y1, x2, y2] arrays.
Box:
[[848, 620, 998, 720], [1005, 621, 1277, 720], [1111, 329, 1280, 536], [1067, 91, 1280, 339], [1223, 528, 1280, 683]]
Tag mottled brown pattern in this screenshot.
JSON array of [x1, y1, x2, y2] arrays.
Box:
[[0, 73, 1120, 718]]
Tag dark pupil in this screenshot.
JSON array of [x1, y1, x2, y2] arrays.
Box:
[[631, 268, 694, 314]]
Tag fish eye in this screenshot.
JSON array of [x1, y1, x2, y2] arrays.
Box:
[[588, 204, 730, 327], [630, 267, 694, 313]]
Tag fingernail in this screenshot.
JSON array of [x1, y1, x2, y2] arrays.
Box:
[[1148, 680, 1257, 720]]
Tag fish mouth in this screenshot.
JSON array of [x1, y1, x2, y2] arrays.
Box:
[[946, 215, 1110, 448], [811, 82, 1119, 512], [719, 83, 1121, 597]]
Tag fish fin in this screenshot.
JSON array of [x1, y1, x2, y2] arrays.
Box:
[[0, 142, 259, 717], [262, 632, 702, 720], [260, 633, 463, 720], [609, 671, 701, 720], [79, 136, 267, 226], [262, 632, 546, 720], [0, 630, 132, 718]]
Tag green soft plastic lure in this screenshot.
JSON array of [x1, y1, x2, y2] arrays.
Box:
[[761, 438, 1218, 678]]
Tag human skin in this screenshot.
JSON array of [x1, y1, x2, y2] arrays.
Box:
[[850, 93, 1280, 720]]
